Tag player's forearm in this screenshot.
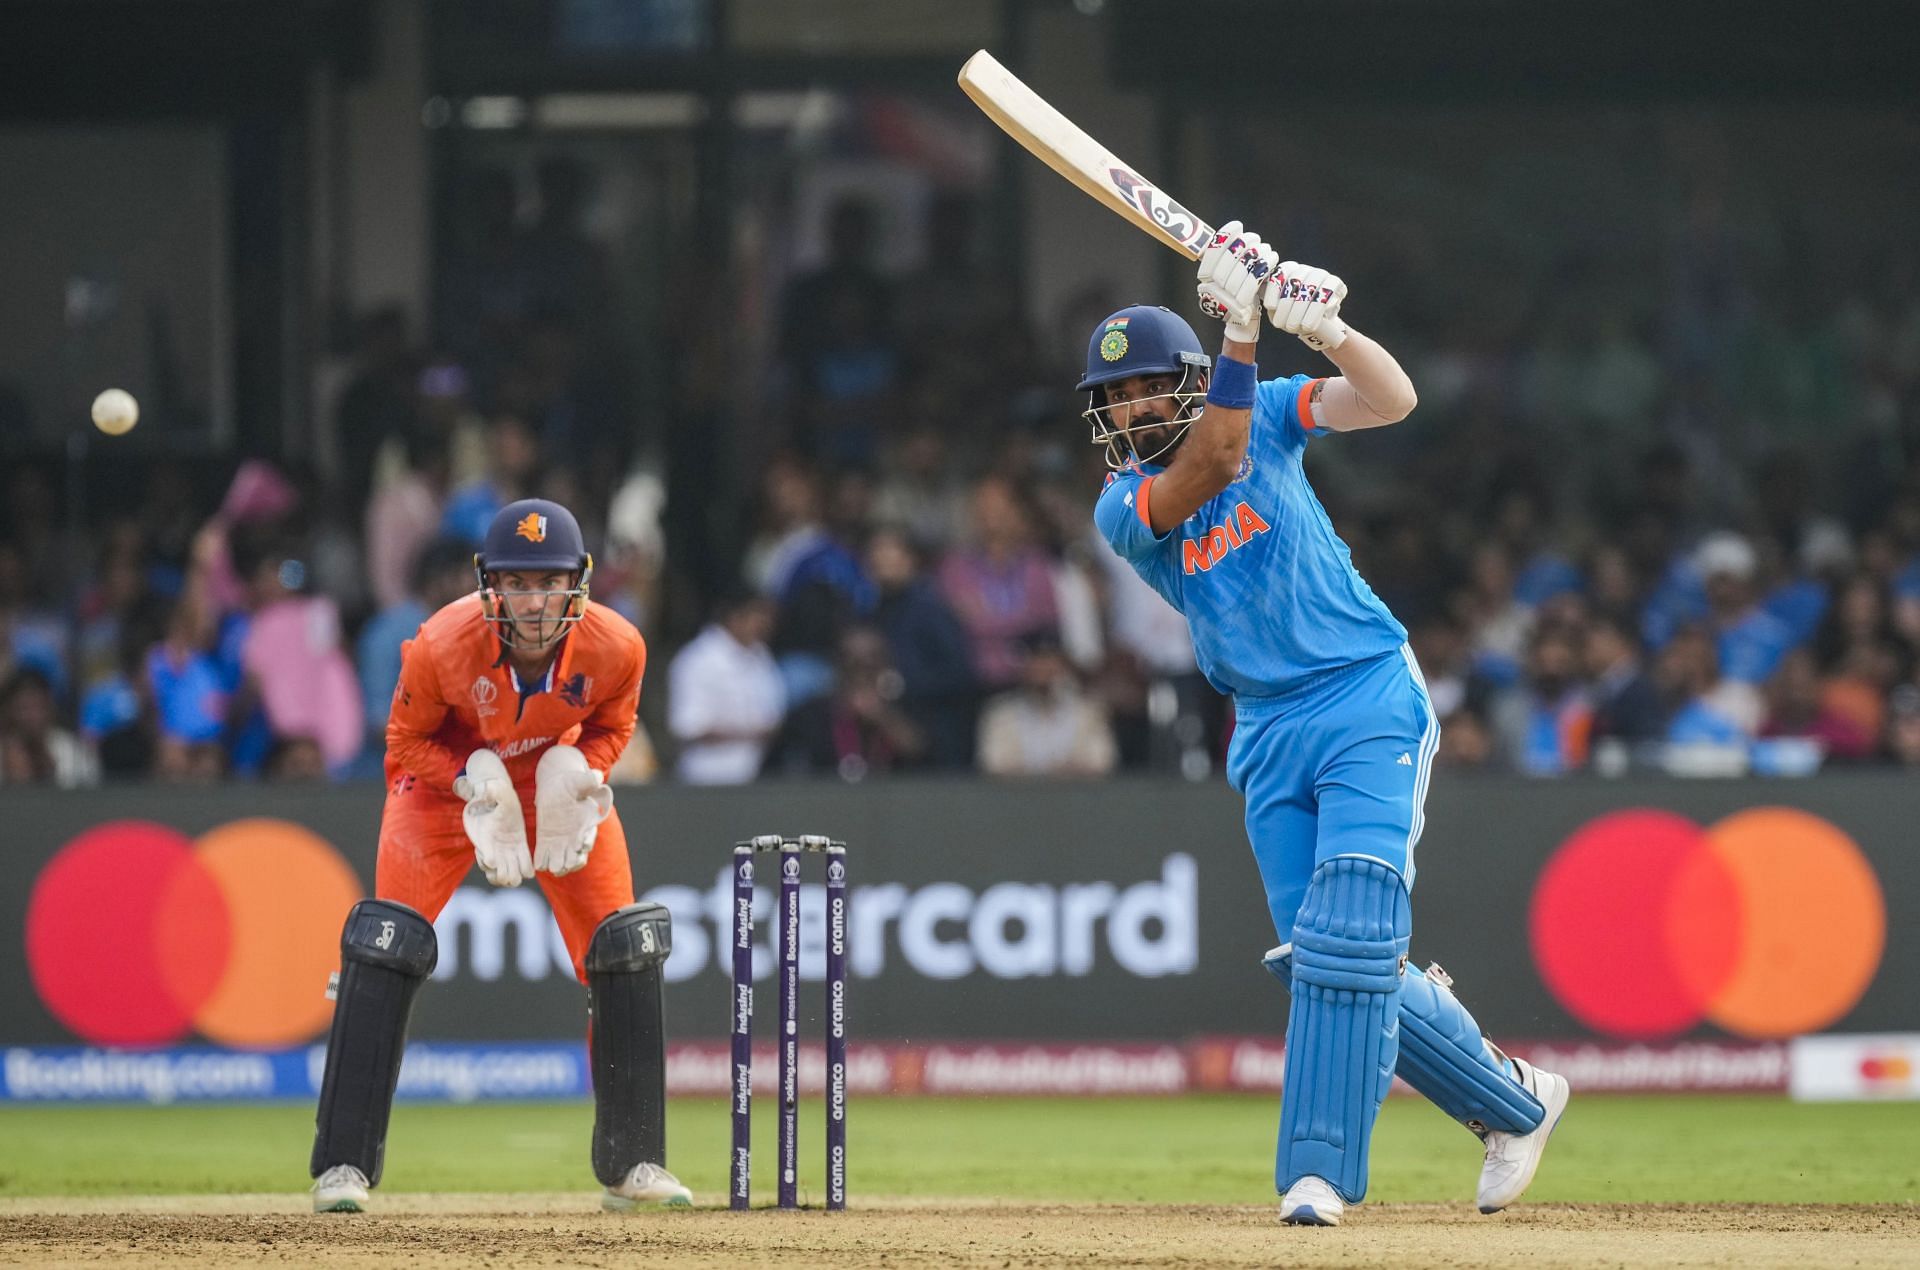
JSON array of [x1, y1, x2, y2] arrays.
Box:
[[1188, 338, 1257, 477], [1318, 327, 1417, 428], [573, 725, 632, 776], [1147, 339, 1255, 532], [1162, 220, 1269, 509], [1150, 406, 1249, 533], [1187, 398, 1252, 479], [386, 731, 464, 790]]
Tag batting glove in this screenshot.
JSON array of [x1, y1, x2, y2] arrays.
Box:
[[1265, 261, 1350, 351], [1197, 220, 1279, 343]]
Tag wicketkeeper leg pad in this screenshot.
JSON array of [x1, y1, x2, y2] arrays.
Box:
[[586, 902, 673, 1186], [1397, 963, 1545, 1136], [311, 899, 438, 1185], [1276, 856, 1410, 1204]]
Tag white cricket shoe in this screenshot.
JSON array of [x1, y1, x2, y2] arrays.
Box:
[[1477, 1057, 1571, 1213], [311, 1164, 370, 1213], [602, 1162, 693, 1211], [1279, 1175, 1344, 1226]]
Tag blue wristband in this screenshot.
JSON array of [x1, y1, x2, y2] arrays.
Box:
[[1205, 356, 1257, 410]]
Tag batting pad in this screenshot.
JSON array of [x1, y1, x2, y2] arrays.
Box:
[[311, 899, 437, 1185], [1261, 948, 1545, 1136], [586, 902, 673, 1186], [1397, 965, 1545, 1135], [1277, 855, 1410, 1203]]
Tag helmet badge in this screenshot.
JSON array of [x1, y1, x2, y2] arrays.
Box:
[[515, 513, 548, 543]]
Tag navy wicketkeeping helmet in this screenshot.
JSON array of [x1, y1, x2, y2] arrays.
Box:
[[474, 498, 594, 650], [1077, 305, 1212, 469]]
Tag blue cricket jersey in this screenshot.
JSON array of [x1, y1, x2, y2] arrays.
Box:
[[1093, 372, 1407, 699]]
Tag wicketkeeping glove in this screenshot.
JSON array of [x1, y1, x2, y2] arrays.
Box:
[[533, 744, 614, 877], [454, 749, 535, 888], [1196, 220, 1279, 343]]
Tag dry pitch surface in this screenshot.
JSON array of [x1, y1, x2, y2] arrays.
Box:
[[4, 1195, 1917, 1268]]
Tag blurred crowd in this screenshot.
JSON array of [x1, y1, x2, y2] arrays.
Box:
[[6, 157, 1920, 789]]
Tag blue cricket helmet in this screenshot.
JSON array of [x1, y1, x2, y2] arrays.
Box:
[[477, 499, 589, 574], [1078, 306, 1213, 470], [474, 499, 594, 650], [1076, 305, 1211, 392]]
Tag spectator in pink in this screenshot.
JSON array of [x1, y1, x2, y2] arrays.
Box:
[[189, 459, 303, 614], [938, 474, 1059, 694], [364, 433, 451, 613], [234, 539, 364, 776]]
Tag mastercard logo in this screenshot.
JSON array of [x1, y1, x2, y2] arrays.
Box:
[[1529, 808, 1885, 1040], [1859, 1054, 1913, 1085], [26, 819, 364, 1049]]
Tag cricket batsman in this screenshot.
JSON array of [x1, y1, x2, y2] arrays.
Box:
[[310, 499, 691, 1212], [1082, 225, 1569, 1225]]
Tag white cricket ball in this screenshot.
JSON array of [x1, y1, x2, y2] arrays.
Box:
[[91, 388, 139, 436]]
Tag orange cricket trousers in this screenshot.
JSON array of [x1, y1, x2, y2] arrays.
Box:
[[375, 778, 635, 983]]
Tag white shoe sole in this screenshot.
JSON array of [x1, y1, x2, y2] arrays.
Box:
[[1478, 1071, 1570, 1214], [313, 1194, 366, 1214], [603, 1189, 693, 1212], [1279, 1179, 1344, 1227]]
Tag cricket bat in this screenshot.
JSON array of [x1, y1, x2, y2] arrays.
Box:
[[958, 49, 1215, 260]]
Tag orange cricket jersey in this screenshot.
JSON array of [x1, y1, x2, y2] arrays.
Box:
[[384, 595, 646, 795]]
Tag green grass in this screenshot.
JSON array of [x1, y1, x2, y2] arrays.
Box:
[[2, 1095, 1916, 1205]]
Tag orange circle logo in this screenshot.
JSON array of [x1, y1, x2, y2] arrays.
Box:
[[1529, 808, 1885, 1039], [26, 819, 364, 1048]]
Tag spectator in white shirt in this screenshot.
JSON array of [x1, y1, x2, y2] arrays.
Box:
[[668, 591, 785, 784], [0, 668, 98, 788], [978, 632, 1117, 779]]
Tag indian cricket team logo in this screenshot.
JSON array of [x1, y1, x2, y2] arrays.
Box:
[[1099, 325, 1129, 362], [1233, 454, 1256, 483], [514, 512, 548, 543]]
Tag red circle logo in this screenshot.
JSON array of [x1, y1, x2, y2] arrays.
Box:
[[26, 819, 364, 1048], [1529, 808, 1886, 1039]]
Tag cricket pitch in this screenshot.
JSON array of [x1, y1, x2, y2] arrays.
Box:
[[4, 1195, 1916, 1268]]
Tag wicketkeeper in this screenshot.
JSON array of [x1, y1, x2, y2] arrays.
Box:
[[310, 498, 690, 1213]]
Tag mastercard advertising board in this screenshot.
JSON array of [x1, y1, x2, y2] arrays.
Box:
[[0, 778, 1914, 1101], [1528, 807, 1887, 1041], [25, 819, 365, 1050]]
